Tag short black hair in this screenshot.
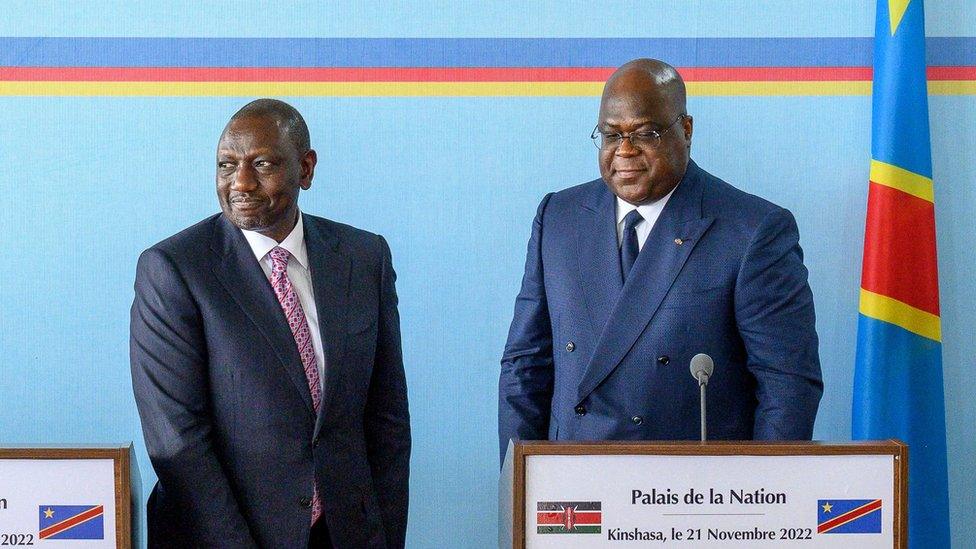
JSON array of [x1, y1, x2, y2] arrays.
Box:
[[228, 98, 311, 153]]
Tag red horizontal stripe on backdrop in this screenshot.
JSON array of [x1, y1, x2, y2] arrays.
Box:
[[861, 181, 939, 316], [0, 67, 611, 82], [0, 66, 881, 82], [0, 66, 972, 83], [536, 512, 601, 525], [679, 66, 872, 81], [927, 66, 976, 80]]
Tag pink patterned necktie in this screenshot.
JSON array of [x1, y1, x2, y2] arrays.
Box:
[[268, 246, 323, 525]]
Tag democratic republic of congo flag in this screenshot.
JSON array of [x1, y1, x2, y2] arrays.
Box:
[[818, 499, 883, 534], [38, 505, 104, 540], [853, 1, 950, 547]]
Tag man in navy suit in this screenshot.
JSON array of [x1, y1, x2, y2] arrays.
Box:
[[131, 99, 409, 548], [498, 59, 823, 460]]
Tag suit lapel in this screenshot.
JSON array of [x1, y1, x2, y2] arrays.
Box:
[[210, 215, 315, 416], [577, 162, 716, 403], [577, 184, 624, 338], [302, 215, 351, 438]]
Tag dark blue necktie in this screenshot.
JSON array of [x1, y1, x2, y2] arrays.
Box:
[[620, 209, 644, 281]]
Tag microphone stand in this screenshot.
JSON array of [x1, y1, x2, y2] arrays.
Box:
[[689, 353, 713, 442], [699, 376, 707, 442]]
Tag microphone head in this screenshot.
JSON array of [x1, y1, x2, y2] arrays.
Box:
[[689, 353, 714, 384]]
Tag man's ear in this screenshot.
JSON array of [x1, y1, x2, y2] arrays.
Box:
[[300, 149, 317, 190]]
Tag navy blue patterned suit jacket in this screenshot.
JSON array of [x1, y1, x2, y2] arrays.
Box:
[[499, 160, 822, 460]]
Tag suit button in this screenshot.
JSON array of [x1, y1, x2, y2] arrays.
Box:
[[657, 355, 670, 366], [632, 416, 643, 425], [566, 342, 575, 352], [575, 405, 586, 416], [313, 438, 320, 449], [299, 496, 312, 508]]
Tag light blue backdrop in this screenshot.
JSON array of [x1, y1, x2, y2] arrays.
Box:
[[0, 2, 973, 547]]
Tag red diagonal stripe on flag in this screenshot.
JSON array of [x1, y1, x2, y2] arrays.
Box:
[[817, 500, 882, 533], [39, 506, 104, 539]]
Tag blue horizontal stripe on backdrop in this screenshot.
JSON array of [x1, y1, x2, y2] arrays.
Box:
[[0, 37, 880, 67], [926, 37, 976, 66], [3, 37, 972, 69]]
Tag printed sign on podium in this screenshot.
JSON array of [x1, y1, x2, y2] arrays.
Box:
[[500, 440, 906, 548], [0, 445, 134, 548]]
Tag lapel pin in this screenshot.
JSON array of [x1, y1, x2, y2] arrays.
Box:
[[674, 238, 684, 245]]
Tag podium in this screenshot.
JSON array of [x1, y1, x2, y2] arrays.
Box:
[[500, 440, 906, 548], [0, 444, 137, 548]]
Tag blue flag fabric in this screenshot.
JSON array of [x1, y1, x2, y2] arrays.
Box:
[[853, 1, 951, 547]]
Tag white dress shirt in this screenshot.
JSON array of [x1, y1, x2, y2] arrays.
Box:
[[240, 213, 325, 389], [615, 182, 680, 251]]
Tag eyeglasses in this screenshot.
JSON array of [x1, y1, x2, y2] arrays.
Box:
[[590, 113, 687, 150]]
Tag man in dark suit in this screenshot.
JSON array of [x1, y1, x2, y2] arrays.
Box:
[[498, 59, 823, 460], [131, 99, 410, 548]]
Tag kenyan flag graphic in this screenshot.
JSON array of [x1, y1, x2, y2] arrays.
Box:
[[536, 501, 601, 534]]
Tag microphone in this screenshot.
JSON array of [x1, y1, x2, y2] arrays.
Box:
[[689, 354, 714, 441], [690, 353, 714, 387]]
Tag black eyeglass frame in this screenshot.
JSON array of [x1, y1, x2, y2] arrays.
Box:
[[590, 113, 688, 150]]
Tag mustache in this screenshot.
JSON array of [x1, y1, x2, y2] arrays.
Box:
[[229, 194, 265, 203]]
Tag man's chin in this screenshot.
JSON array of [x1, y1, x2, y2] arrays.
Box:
[[609, 181, 653, 205], [226, 212, 268, 232]]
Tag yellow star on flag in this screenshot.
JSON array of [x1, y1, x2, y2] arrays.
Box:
[[822, 502, 833, 513], [43, 508, 54, 518], [889, 0, 911, 35]]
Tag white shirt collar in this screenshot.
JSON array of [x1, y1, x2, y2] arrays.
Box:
[[240, 212, 309, 269], [615, 181, 680, 226]]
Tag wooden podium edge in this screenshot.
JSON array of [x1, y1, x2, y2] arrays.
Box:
[[513, 442, 525, 549], [515, 439, 905, 456], [507, 439, 907, 549], [114, 445, 132, 549], [893, 441, 908, 549], [0, 444, 133, 549]]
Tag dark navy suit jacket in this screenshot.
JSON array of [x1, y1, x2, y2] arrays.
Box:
[[131, 213, 410, 548], [499, 161, 822, 460]]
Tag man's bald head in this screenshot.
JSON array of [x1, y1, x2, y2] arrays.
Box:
[[224, 98, 311, 154], [601, 58, 687, 117]]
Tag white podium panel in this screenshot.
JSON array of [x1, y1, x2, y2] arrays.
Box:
[[0, 446, 131, 549], [526, 454, 893, 548], [502, 441, 905, 549]]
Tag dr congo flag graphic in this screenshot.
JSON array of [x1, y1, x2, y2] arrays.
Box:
[[818, 499, 883, 534], [38, 505, 104, 540]]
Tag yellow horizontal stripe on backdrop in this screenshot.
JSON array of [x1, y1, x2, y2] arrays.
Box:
[[859, 288, 941, 342], [688, 81, 871, 96], [928, 80, 976, 95], [869, 159, 935, 202], [0, 80, 973, 97]]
